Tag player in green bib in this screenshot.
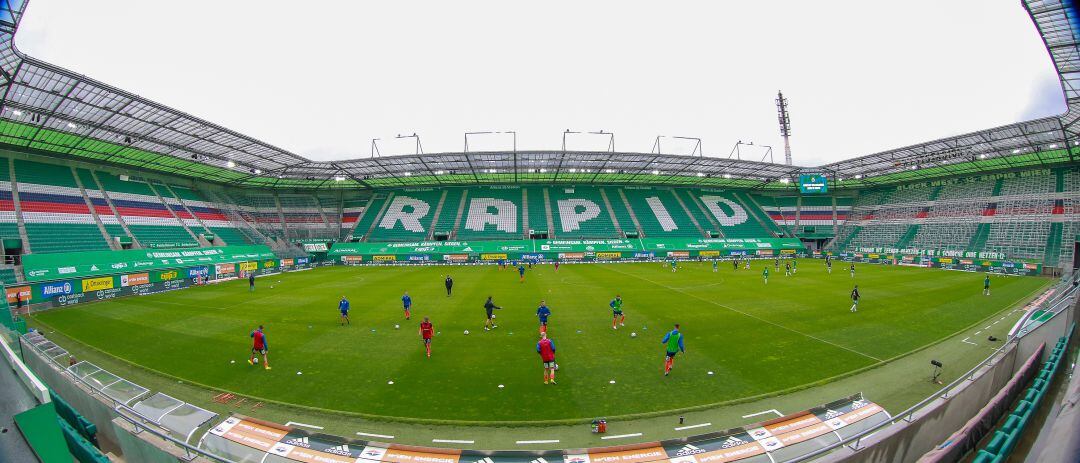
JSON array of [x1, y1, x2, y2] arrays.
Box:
[[983, 274, 991, 296], [661, 324, 686, 376], [763, 266, 769, 284], [610, 295, 625, 329]]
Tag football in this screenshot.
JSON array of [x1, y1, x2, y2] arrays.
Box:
[[394, 324, 400, 329], [463, 330, 470, 335], [252, 357, 259, 364], [631, 332, 637, 338]]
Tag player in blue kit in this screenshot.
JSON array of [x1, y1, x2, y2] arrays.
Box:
[[537, 300, 551, 334], [338, 296, 350, 326], [401, 291, 412, 320]]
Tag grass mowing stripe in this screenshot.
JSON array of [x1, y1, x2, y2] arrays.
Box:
[[599, 264, 885, 362]]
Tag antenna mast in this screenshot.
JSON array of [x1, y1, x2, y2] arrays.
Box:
[[776, 90, 792, 165]]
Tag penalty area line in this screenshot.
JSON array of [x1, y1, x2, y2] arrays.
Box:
[[285, 421, 323, 430], [356, 431, 395, 439], [601, 433, 643, 440], [674, 422, 711, 431], [742, 409, 783, 419]]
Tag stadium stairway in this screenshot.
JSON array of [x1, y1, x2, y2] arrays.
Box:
[[7, 158, 31, 254], [145, 182, 206, 246], [93, 171, 199, 249], [348, 193, 387, 242], [359, 191, 394, 242], [734, 191, 781, 237], [541, 187, 556, 238], [448, 189, 469, 239], [80, 169, 141, 249], [597, 188, 624, 236], [425, 189, 451, 240], [620, 187, 703, 238], [612, 187, 645, 237], [674, 189, 720, 237], [433, 189, 465, 239], [894, 225, 920, 250], [158, 183, 223, 245], [68, 167, 119, 251]]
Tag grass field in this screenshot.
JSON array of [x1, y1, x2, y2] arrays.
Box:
[[30, 260, 1049, 424]]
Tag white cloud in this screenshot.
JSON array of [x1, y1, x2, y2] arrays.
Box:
[[14, 0, 1062, 167]]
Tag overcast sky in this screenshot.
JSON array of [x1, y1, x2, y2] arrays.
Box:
[[14, 1, 1065, 167]]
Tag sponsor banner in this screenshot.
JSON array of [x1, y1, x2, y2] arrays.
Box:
[[442, 254, 468, 262], [634, 252, 655, 259], [587, 446, 666, 463], [6, 285, 31, 303], [365, 446, 461, 463], [239, 262, 258, 272], [281, 258, 295, 267], [216, 263, 236, 276], [666, 251, 689, 258], [188, 266, 209, 278], [698, 250, 721, 257], [407, 255, 431, 262], [596, 252, 622, 260], [81, 277, 114, 292], [559, 252, 585, 260], [520, 253, 545, 261], [296, 257, 310, 265], [263, 260, 277, 268], [209, 416, 288, 452], [481, 254, 508, 261], [666, 438, 766, 463], [275, 431, 364, 462], [157, 270, 179, 281], [49, 278, 191, 307], [328, 238, 805, 259], [757, 250, 774, 257], [39, 281, 74, 298], [21, 245, 275, 282], [342, 255, 364, 263], [373, 255, 397, 262], [120, 273, 149, 287], [780, 249, 796, 255]]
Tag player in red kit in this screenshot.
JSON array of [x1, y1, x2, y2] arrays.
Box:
[[537, 332, 557, 384], [419, 317, 434, 357], [248, 325, 270, 370]]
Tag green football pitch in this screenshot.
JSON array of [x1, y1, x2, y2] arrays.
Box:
[[29, 260, 1049, 424]]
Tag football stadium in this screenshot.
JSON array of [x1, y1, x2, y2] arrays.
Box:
[[0, 1, 1079, 462]]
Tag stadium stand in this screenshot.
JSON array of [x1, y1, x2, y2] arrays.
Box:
[[166, 185, 253, 246], [349, 192, 389, 241], [427, 188, 462, 239], [549, 185, 617, 239], [13, 160, 112, 254], [524, 186, 550, 237], [92, 172, 198, 249], [278, 193, 336, 241], [340, 196, 367, 240], [456, 186, 522, 240], [604, 187, 639, 236], [368, 188, 443, 242], [620, 187, 702, 238]]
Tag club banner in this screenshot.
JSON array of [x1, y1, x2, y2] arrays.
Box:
[[20, 245, 276, 282], [834, 254, 1042, 276]]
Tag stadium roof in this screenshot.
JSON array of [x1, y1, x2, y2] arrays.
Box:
[[0, 0, 1075, 190]]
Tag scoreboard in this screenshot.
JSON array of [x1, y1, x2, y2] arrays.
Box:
[[798, 174, 828, 194]]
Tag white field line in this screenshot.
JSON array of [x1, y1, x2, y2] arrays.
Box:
[[516, 439, 561, 444], [674, 423, 712, 431], [962, 337, 977, 345], [433, 439, 475, 444], [601, 433, 643, 440], [285, 421, 323, 430], [356, 431, 395, 439], [742, 409, 783, 419]]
